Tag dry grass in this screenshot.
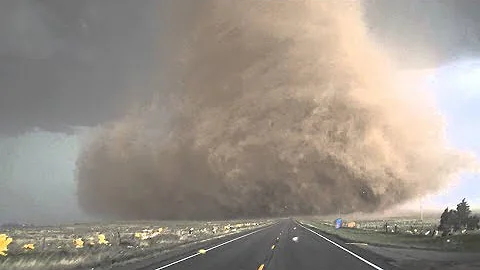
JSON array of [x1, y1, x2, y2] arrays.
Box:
[[299, 217, 480, 252], [0, 219, 272, 270]]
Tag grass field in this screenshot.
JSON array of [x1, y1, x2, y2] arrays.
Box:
[[0, 219, 272, 270], [299, 217, 480, 252]]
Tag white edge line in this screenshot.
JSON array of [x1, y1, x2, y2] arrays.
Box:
[[154, 224, 274, 270], [154, 253, 199, 270], [297, 222, 384, 270]]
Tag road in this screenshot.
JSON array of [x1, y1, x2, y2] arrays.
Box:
[[133, 219, 395, 270]]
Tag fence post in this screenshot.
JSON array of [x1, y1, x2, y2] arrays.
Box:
[[42, 235, 46, 251]]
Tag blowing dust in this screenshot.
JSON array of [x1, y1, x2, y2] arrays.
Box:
[[76, 1, 475, 220]]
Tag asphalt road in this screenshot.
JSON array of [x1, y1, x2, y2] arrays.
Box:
[[135, 219, 395, 270]]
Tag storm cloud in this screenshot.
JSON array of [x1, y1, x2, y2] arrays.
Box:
[[2, 0, 480, 135], [75, 1, 476, 220]]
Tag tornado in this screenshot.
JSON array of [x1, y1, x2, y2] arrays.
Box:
[[76, 1, 475, 220]]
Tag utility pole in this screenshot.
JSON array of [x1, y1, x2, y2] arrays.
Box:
[[420, 198, 424, 222]]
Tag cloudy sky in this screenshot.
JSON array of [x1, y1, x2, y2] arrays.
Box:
[[425, 61, 480, 209], [1, 0, 480, 223]]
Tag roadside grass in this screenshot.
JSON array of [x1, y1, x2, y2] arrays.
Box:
[[300, 219, 480, 252], [0, 219, 272, 270]]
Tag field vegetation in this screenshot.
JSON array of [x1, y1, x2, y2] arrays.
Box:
[[0, 220, 271, 270], [300, 199, 480, 252]]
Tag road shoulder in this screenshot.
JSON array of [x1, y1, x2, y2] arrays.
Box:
[[297, 221, 401, 270], [298, 221, 480, 270]]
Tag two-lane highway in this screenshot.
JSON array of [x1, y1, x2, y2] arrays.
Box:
[[134, 219, 395, 270]]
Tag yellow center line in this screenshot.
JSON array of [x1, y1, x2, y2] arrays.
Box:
[[258, 264, 265, 270]]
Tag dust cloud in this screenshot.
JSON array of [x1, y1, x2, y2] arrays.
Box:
[[76, 1, 475, 220]]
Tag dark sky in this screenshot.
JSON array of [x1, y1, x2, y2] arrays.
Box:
[[365, 0, 480, 67], [1, 0, 480, 135], [0, 0, 165, 134]]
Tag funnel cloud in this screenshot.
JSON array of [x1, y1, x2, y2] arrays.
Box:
[[76, 1, 474, 220]]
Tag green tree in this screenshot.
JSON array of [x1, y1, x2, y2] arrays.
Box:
[[450, 210, 460, 231], [439, 198, 478, 235], [456, 198, 471, 229], [438, 208, 460, 235], [467, 216, 480, 230], [438, 208, 450, 232]]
